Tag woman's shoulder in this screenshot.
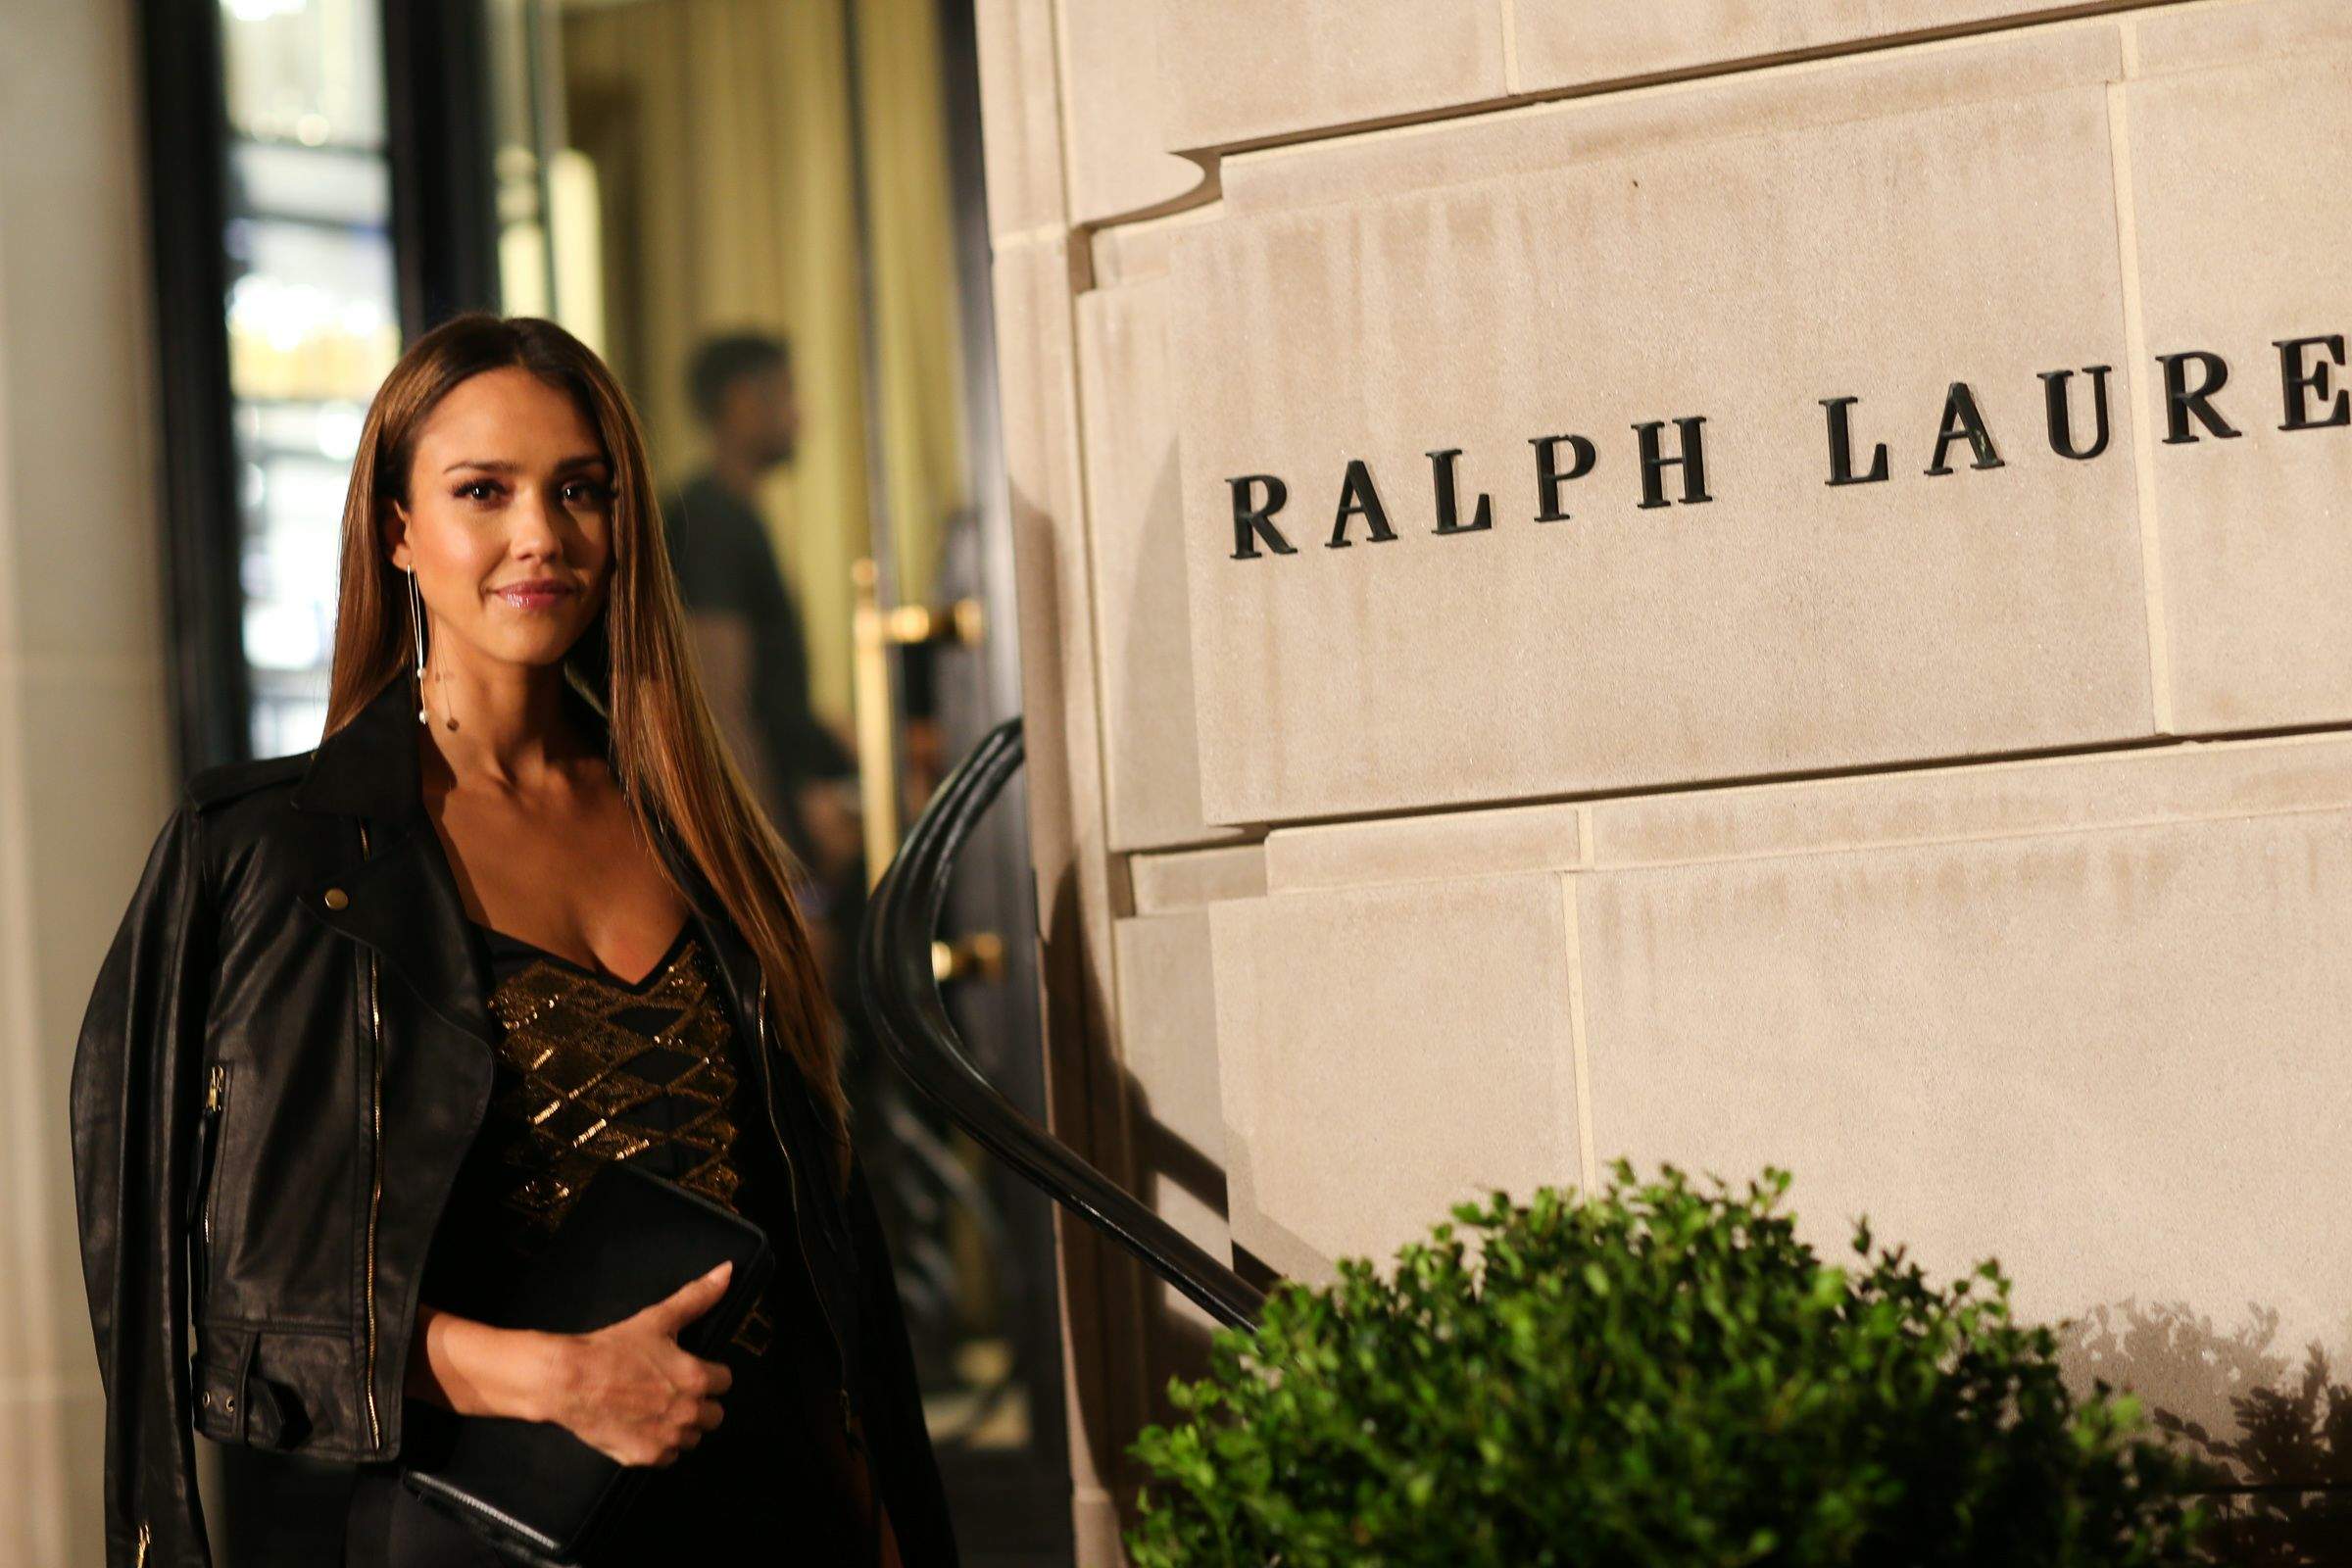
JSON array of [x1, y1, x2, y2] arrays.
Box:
[[185, 750, 312, 813], [172, 748, 381, 939], [176, 750, 322, 875], [96, 752, 324, 946]]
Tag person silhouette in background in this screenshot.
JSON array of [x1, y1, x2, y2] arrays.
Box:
[[662, 333, 864, 974]]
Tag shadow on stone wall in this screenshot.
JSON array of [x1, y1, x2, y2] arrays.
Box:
[[2058, 1298, 2352, 1562]]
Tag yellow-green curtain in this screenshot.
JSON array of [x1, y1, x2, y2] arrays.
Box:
[[558, 0, 967, 738], [854, 0, 969, 610]]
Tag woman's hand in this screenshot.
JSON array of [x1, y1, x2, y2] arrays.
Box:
[[406, 1260, 739, 1468], [539, 1260, 739, 1467]]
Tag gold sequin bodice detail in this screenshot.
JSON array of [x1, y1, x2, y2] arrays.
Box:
[[466, 923, 781, 1356], [484, 932, 739, 1226]]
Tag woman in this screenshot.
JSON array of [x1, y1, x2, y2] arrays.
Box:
[[68, 314, 958, 1567]]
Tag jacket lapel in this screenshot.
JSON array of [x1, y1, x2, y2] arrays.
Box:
[[287, 674, 497, 1051], [652, 810, 858, 1260]]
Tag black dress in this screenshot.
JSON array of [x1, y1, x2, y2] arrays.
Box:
[[344, 918, 892, 1567]]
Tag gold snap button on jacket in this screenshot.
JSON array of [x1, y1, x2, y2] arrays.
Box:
[[322, 888, 349, 909]]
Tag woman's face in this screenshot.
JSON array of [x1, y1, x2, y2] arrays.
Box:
[[385, 366, 616, 674]]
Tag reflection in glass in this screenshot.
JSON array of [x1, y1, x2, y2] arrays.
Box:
[[218, 0, 399, 755], [220, 0, 385, 148]]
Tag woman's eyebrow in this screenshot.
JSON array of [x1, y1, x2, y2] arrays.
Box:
[[443, 454, 612, 474]]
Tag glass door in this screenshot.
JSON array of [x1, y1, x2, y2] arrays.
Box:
[[146, 2, 1062, 1558], [479, 2, 1065, 1554]]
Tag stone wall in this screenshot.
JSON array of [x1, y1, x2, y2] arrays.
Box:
[[0, 4, 181, 1564], [975, 1, 2352, 1556]]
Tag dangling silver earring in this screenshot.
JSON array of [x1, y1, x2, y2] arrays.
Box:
[[406, 567, 428, 725]]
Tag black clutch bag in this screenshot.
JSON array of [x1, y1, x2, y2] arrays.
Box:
[[400, 1160, 776, 1566]]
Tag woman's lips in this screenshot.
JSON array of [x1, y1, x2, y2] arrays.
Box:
[[493, 582, 577, 612]]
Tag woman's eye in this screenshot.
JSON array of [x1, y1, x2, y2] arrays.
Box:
[[564, 481, 612, 506], [456, 480, 500, 502]]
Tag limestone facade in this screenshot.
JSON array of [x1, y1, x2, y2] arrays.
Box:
[[974, 0, 2352, 1554], [1, 5, 185, 1563]]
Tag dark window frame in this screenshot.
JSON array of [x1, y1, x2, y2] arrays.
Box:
[[138, 0, 500, 778]]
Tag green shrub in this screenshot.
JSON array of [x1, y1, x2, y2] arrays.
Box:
[[1127, 1161, 2210, 1567]]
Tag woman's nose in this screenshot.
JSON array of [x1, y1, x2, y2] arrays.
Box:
[[511, 490, 565, 556]]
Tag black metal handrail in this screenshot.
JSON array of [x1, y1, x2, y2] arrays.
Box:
[[857, 716, 1267, 1331]]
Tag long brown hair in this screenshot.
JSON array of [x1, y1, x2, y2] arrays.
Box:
[[319, 312, 851, 1191]]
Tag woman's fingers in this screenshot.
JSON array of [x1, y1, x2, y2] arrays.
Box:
[[636, 1260, 733, 1337], [661, 1346, 733, 1396]]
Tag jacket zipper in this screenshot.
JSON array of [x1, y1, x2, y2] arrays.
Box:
[[202, 1064, 228, 1244], [358, 819, 383, 1449], [197, 1063, 230, 1303], [754, 974, 851, 1436]]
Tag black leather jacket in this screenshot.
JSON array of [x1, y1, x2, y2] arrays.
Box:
[[68, 674, 959, 1567]]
